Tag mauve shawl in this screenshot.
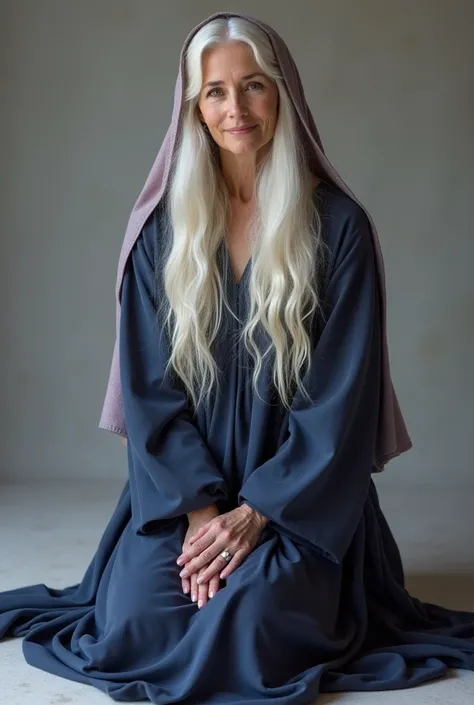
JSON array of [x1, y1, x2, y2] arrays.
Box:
[[98, 11, 412, 472]]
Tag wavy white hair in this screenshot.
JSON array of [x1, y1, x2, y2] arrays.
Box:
[[159, 16, 327, 411]]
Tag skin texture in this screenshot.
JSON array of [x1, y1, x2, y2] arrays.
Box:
[[197, 41, 279, 202], [181, 506, 221, 606], [181, 505, 269, 609]]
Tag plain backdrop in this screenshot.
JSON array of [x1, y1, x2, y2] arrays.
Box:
[[1, 0, 473, 490]]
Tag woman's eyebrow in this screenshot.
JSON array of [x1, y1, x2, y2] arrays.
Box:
[[203, 72, 267, 89]]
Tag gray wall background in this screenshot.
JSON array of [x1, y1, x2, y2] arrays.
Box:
[[1, 0, 472, 489]]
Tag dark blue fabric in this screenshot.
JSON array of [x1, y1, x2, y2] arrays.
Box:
[[1, 182, 473, 703]]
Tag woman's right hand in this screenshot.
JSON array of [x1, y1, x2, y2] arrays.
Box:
[[183, 507, 221, 608], [123, 432, 219, 607]]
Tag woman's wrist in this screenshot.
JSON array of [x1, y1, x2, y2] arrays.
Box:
[[187, 504, 218, 523], [240, 502, 270, 528]]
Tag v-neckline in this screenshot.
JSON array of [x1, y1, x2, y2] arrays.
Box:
[[221, 242, 251, 287], [231, 255, 251, 287]]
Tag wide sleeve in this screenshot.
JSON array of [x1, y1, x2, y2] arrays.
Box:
[[119, 218, 229, 535], [238, 206, 382, 564]]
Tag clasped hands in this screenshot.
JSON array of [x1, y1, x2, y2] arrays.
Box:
[[177, 502, 269, 609], [120, 437, 269, 608]]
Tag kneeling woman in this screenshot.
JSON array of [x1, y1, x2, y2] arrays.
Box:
[[1, 11, 474, 705]]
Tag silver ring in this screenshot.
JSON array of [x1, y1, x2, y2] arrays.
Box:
[[219, 550, 232, 563]]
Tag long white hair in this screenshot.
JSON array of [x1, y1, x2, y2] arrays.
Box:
[[159, 16, 327, 411]]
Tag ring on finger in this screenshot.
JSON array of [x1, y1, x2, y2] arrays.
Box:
[[197, 550, 232, 585]]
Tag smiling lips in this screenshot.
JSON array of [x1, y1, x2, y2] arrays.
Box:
[[227, 125, 257, 134]]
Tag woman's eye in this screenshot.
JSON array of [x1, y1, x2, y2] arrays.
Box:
[[206, 82, 265, 98], [207, 88, 223, 98]]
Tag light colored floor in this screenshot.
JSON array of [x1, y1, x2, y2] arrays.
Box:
[[0, 479, 473, 705]]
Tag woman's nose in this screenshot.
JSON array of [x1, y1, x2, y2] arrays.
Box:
[[227, 92, 248, 117]]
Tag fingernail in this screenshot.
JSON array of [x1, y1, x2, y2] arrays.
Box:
[[196, 576, 203, 584], [183, 585, 189, 594], [191, 594, 197, 602], [179, 570, 188, 578], [176, 558, 184, 566], [209, 591, 214, 598], [198, 600, 203, 609]]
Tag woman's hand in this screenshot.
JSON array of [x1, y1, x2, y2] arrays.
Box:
[[182, 513, 222, 609], [176, 504, 269, 585]]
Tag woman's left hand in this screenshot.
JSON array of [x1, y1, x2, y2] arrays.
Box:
[[176, 504, 269, 584]]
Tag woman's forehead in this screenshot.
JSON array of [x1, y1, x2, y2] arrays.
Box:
[[201, 42, 260, 80]]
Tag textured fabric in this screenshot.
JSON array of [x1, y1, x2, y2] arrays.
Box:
[[1, 183, 473, 704], [97, 10, 412, 472]]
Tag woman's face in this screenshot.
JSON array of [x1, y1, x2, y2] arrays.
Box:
[[197, 42, 279, 157]]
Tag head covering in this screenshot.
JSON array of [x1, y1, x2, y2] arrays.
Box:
[[98, 11, 412, 472]]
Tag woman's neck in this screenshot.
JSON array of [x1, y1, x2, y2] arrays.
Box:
[[219, 145, 271, 203]]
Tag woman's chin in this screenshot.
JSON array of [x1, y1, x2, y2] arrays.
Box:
[[221, 136, 266, 156]]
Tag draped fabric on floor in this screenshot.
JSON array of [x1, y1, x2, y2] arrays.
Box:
[[1, 182, 473, 704]]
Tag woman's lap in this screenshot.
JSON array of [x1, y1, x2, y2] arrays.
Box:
[[88, 513, 348, 681], [3, 480, 474, 702]]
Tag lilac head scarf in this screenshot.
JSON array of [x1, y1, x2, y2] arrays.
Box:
[[98, 11, 412, 472]]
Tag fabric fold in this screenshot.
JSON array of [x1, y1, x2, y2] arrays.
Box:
[[119, 211, 228, 534], [239, 205, 381, 563]]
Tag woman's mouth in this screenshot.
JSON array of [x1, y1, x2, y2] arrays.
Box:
[[227, 125, 257, 135]]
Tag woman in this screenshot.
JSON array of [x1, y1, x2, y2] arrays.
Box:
[[1, 11, 473, 704]]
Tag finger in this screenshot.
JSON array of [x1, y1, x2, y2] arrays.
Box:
[[188, 525, 209, 544], [219, 549, 247, 580], [208, 573, 220, 599], [197, 568, 208, 609], [181, 576, 190, 595], [190, 573, 199, 604], [194, 560, 220, 586], [196, 550, 235, 585], [177, 530, 214, 566], [178, 536, 220, 576]]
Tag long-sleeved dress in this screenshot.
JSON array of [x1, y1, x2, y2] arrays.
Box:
[[1, 181, 473, 704]]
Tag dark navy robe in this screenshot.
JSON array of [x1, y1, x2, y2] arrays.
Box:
[[1, 181, 473, 704]]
